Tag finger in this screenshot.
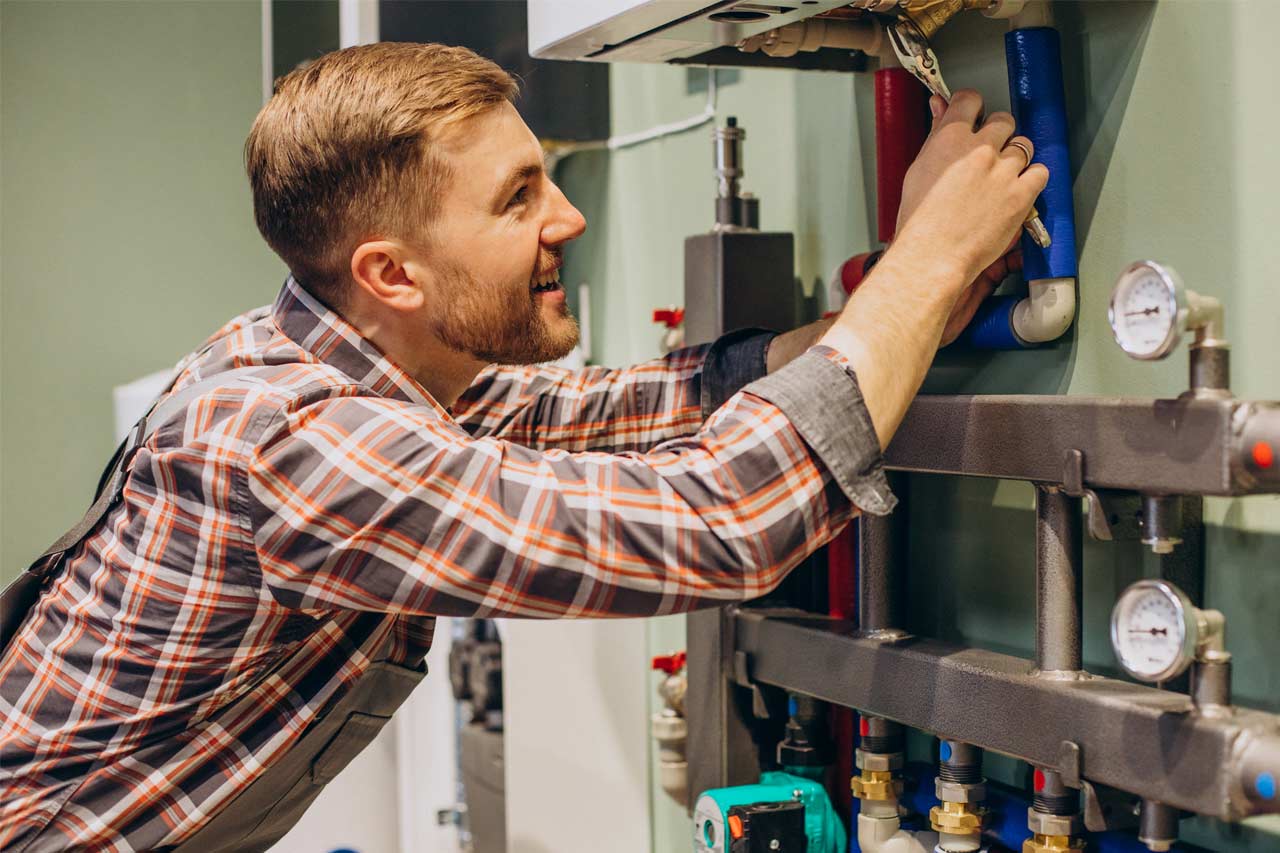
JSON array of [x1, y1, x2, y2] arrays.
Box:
[[999, 135, 1035, 173], [929, 94, 946, 131], [1020, 162, 1051, 196], [979, 111, 1017, 147], [937, 89, 984, 130], [1005, 247, 1024, 274]]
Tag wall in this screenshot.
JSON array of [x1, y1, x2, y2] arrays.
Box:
[[553, 1, 1280, 851], [1, 0, 286, 579]]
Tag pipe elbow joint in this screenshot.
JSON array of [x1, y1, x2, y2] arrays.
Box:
[[1011, 277, 1076, 344], [857, 813, 939, 853]]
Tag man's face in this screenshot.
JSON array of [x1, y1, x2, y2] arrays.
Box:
[[420, 102, 586, 365]]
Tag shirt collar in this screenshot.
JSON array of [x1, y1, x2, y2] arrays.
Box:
[[271, 276, 444, 412]]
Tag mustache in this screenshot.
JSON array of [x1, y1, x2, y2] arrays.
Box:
[[534, 248, 563, 274]]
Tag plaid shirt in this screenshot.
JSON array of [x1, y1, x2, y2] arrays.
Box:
[[0, 278, 891, 851]]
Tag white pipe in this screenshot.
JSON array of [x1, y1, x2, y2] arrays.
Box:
[[857, 811, 939, 853], [1008, 0, 1054, 29], [1012, 277, 1075, 344]]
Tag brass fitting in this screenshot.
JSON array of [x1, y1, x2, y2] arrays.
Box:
[[930, 799, 985, 836], [1022, 834, 1087, 853], [851, 769, 904, 802], [899, 0, 996, 40]]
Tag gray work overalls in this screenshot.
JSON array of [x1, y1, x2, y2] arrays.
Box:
[[0, 371, 428, 852]]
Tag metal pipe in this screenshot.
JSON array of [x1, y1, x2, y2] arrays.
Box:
[[1034, 486, 1082, 675], [1140, 495, 1183, 555], [857, 514, 896, 634], [1191, 659, 1232, 714], [1138, 800, 1178, 852]]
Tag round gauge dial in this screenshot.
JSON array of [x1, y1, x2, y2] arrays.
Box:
[[1108, 261, 1184, 359], [1110, 580, 1199, 683]]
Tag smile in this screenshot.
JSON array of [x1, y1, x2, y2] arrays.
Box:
[[531, 266, 562, 293]]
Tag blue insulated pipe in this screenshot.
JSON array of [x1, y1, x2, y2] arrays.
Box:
[[1007, 26, 1077, 284], [967, 25, 1077, 350]]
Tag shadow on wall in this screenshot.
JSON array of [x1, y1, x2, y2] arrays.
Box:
[[921, 0, 1157, 397]]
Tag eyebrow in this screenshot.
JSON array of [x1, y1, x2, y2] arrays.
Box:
[[492, 162, 544, 210]]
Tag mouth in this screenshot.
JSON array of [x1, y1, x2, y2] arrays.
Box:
[[531, 264, 562, 294]]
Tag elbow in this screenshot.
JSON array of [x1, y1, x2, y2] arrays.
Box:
[[1012, 276, 1076, 344]]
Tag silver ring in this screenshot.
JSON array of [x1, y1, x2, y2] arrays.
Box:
[[1006, 139, 1033, 172]]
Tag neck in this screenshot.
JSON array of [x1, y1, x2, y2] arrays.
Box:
[[342, 306, 485, 410]]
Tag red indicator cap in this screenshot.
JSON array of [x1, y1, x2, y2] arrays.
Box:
[[1034, 769, 1046, 792], [1252, 441, 1275, 470], [651, 651, 687, 675], [728, 814, 744, 839], [859, 717, 870, 737]]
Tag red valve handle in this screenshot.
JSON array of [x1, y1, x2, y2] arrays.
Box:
[[651, 651, 687, 675], [652, 307, 685, 328]]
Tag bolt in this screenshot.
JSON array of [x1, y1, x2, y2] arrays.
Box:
[[770, 840, 781, 850]]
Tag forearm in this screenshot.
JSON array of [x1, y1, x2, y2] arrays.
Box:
[[818, 240, 967, 448], [766, 316, 836, 374]]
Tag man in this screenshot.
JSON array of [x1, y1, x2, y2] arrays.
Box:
[[0, 42, 1045, 851]]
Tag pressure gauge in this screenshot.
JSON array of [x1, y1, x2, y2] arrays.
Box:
[[1110, 580, 1199, 683], [1108, 261, 1186, 360]]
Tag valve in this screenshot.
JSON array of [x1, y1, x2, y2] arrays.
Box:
[[1022, 769, 1085, 853], [930, 740, 987, 851], [653, 306, 685, 354]]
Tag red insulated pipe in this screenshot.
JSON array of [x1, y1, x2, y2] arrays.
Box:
[[874, 67, 931, 244]]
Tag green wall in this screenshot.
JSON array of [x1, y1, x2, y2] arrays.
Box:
[[1, 1, 286, 577], [553, 2, 1280, 850]]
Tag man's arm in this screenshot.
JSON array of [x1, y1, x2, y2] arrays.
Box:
[[452, 329, 777, 453], [820, 92, 1047, 447], [246, 357, 887, 619]]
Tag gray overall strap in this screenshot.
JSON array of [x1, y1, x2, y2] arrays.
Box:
[[0, 368, 260, 651]]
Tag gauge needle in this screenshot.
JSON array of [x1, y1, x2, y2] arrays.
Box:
[[1125, 307, 1161, 317], [1129, 627, 1168, 636]]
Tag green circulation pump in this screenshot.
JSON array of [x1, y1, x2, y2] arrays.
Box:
[[693, 771, 846, 853]]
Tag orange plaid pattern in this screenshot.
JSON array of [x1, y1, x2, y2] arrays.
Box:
[[0, 278, 883, 850]]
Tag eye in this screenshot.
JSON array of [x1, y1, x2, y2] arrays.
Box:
[[506, 185, 530, 209]]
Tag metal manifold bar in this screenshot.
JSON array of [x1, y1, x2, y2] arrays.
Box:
[[885, 395, 1280, 495], [732, 609, 1280, 823]]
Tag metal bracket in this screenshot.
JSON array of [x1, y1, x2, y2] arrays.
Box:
[[1062, 450, 1143, 541], [1055, 739, 1142, 832], [732, 650, 771, 719]]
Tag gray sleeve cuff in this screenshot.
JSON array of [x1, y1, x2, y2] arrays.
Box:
[[699, 328, 779, 419], [742, 349, 897, 516]]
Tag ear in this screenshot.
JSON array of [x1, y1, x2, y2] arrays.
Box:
[[350, 240, 426, 312]]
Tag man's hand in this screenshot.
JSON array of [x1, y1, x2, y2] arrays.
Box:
[[895, 90, 1046, 288], [939, 244, 1021, 346], [818, 89, 1048, 448]]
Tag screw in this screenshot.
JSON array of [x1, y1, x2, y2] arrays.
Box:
[[769, 840, 781, 850]]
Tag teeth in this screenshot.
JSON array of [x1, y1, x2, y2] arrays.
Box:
[[532, 267, 561, 291]]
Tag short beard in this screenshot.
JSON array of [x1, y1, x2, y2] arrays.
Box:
[[431, 260, 580, 365]]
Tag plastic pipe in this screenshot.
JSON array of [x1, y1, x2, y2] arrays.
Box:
[[967, 22, 1078, 349], [874, 68, 930, 244]]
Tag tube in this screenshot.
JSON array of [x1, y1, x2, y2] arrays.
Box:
[[874, 68, 930, 244], [968, 22, 1078, 349], [1034, 487, 1083, 676]]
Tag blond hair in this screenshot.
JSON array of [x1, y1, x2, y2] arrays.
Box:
[[245, 42, 518, 307]]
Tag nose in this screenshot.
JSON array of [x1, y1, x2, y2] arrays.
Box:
[[541, 180, 586, 247]]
